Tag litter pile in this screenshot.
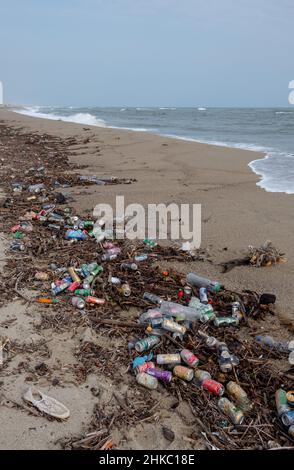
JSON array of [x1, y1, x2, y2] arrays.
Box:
[[221, 240, 287, 273], [0, 123, 293, 450]]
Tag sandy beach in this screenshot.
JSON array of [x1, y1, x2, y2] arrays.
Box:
[[0, 107, 293, 450]]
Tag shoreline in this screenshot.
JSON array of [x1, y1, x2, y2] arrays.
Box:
[[13, 106, 272, 193]]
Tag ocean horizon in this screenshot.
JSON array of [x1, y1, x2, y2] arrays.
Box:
[[15, 105, 294, 195]]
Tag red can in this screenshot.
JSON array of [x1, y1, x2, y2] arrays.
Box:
[[86, 296, 106, 305], [67, 281, 81, 292], [202, 378, 224, 396]]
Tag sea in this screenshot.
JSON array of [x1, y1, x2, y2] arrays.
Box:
[[15, 106, 294, 194]]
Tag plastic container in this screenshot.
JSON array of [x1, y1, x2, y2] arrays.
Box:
[[187, 273, 221, 293]]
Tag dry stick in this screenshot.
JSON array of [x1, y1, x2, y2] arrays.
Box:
[[97, 319, 144, 330], [113, 391, 133, 414]]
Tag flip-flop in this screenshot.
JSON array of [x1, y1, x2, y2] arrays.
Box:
[[23, 387, 70, 420]]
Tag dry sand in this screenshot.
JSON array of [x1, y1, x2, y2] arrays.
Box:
[[0, 108, 293, 450]]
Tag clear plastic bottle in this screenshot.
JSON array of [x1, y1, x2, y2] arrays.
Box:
[[160, 300, 206, 322], [186, 273, 221, 293], [256, 335, 291, 353], [143, 292, 163, 305]]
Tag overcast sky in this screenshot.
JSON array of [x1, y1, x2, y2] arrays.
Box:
[[0, 0, 293, 107]]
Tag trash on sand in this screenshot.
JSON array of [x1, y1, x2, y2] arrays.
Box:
[[23, 387, 70, 419]]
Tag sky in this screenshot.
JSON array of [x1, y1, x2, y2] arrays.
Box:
[[0, 0, 293, 107]]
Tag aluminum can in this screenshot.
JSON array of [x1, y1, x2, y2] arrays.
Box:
[[180, 349, 199, 368], [162, 318, 187, 335], [202, 378, 224, 396], [156, 354, 181, 365], [135, 336, 160, 353], [136, 372, 158, 390], [147, 368, 172, 382], [173, 365, 194, 382], [218, 397, 244, 425], [71, 296, 86, 309]]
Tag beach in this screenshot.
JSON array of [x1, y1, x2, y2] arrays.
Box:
[[0, 107, 293, 450]]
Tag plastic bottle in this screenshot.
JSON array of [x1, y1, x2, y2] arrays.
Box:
[[218, 343, 239, 373], [134, 254, 149, 262], [218, 398, 244, 425], [143, 292, 162, 305], [256, 335, 291, 353], [139, 309, 162, 324], [186, 273, 221, 293], [120, 263, 138, 271], [226, 381, 252, 412], [188, 298, 215, 322], [160, 301, 204, 322]]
